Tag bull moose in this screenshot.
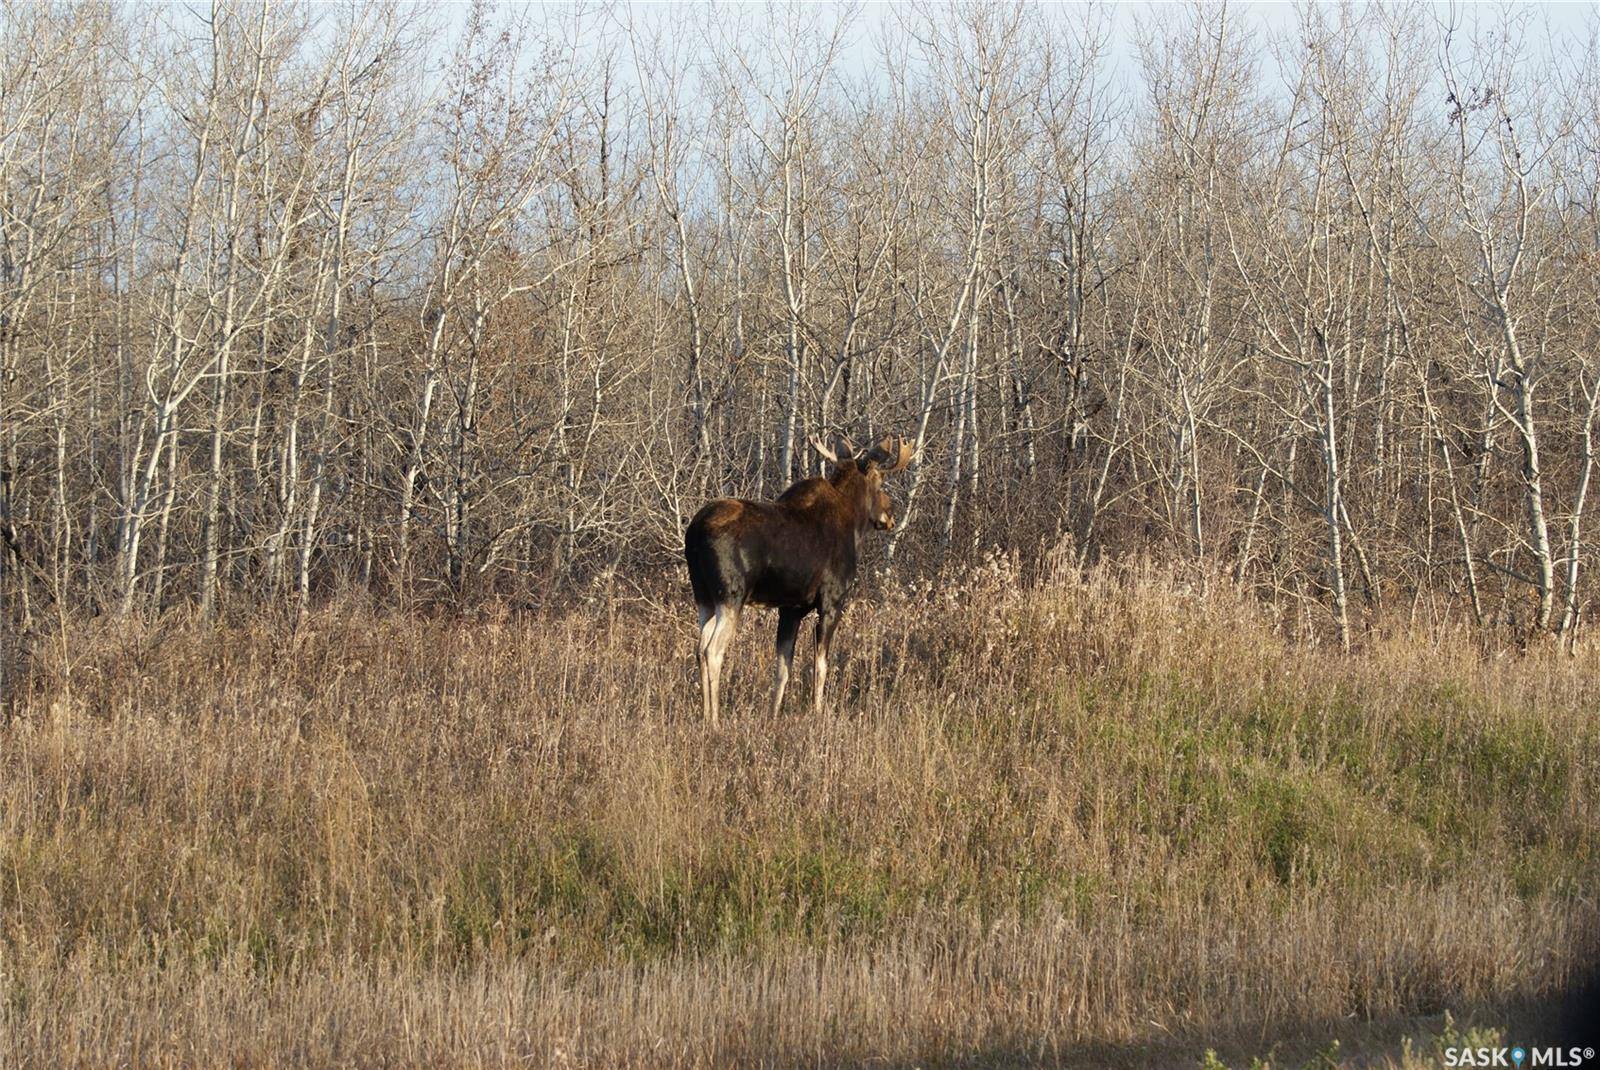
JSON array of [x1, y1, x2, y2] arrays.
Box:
[[684, 435, 915, 723]]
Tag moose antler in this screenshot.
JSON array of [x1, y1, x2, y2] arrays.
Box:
[[811, 434, 864, 466], [866, 435, 914, 473], [809, 436, 844, 465]]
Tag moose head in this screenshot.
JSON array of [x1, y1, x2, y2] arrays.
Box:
[[809, 434, 916, 532]]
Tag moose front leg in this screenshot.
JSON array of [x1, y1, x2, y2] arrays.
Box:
[[813, 603, 841, 715]]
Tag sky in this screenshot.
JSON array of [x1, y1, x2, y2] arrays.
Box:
[[405, 1, 1600, 130]]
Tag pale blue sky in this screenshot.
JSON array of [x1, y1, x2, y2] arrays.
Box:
[[422, 1, 1598, 126]]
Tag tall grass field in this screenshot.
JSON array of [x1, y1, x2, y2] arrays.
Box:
[[3, 565, 1597, 1066]]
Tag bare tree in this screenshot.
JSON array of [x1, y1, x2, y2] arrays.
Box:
[[0, 0, 1594, 644]]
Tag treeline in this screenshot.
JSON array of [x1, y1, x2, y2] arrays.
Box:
[[3, 1, 1598, 646]]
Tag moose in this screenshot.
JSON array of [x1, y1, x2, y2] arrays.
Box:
[[684, 434, 915, 723]]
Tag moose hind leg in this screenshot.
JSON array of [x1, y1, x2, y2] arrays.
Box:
[[705, 604, 739, 724], [696, 603, 715, 722], [772, 607, 804, 716]]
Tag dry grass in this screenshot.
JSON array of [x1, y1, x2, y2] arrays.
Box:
[[3, 562, 1598, 1067]]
